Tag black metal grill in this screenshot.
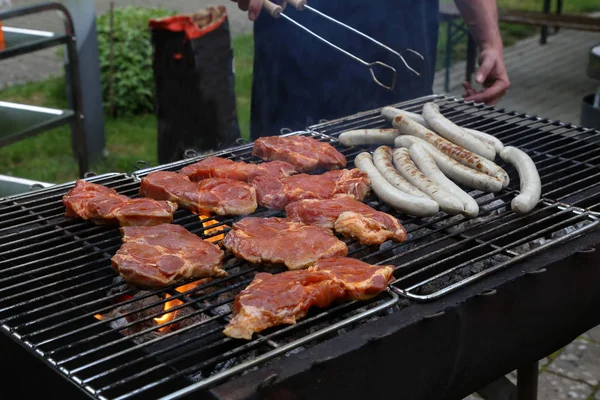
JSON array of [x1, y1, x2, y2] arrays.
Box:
[[1, 100, 599, 400]]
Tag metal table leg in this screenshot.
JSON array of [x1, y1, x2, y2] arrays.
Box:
[[465, 34, 477, 85], [541, 0, 551, 45], [517, 361, 539, 400]]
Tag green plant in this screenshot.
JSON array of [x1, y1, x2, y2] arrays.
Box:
[[96, 6, 175, 117]]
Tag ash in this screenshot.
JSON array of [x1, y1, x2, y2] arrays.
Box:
[[550, 220, 593, 239], [418, 254, 509, 295], [436, 198, 508, 235], [207, 293, 234, 316], [511, 219, 593, 255]]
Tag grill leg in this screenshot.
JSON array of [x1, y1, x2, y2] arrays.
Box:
[[475, 376, 517, 400], [517, 361, 539, 400]]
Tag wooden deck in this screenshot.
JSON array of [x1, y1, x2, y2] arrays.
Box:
[[433, 28, 600, 126]]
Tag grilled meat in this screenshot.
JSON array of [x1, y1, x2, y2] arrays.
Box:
[[285, 194, 407, 245], [252, 168, 371, 210], [179, 156, 297, 182], [63, 180, 178, 226], [223, 257, 394, 340], [252, 135, 346, 173], [222, 217, 348, 270], [111, 224, 226, 288], [140, 171, 257, 216]]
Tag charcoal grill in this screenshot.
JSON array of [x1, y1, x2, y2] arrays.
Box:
[[2, 96, 600, 400]]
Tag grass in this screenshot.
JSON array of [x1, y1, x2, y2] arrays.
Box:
[[1, 0, 598, 184]]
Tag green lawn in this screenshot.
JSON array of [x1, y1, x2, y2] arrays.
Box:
[[1, 0, 598, 184]]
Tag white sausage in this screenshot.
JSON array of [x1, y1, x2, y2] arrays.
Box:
[[339, 129, 399, 147], [422, 102, 496, 160], [392, 148, 464, 215], [384, 110, 510, 187], [500, 146, 542, 214], [373, 146, 432, 199], [354, 152, 439, 217], [386, 107, 505, 154], [409, 143, 479, 218], [395, 136, 503, 193]]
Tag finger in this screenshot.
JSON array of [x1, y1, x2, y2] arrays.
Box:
[[464, 80, 509, 105], [475, 55, 496, 85], [248, 0, 263, 20], [237, 0, 250, 11], [461, 81, 477, 98]]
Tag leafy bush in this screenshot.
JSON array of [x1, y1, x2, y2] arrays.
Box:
[[96, 6, 175, 117]]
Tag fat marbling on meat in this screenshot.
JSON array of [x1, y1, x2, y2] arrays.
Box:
[[252, 135, 346, 173], [140, 171, 257, 216], [111, 223, 226, 288], [285, 194, 407, 245], [223, 257, 394, 340], [222, 217, 348, 270], [63, 180, 178, 226]]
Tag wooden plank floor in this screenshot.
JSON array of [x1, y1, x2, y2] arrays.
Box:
[[433, 28, 600, 126]]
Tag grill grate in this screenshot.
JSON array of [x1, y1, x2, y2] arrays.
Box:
[[0, 107, 599, 399]]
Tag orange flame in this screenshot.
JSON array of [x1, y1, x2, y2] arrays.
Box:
[[153, 280, 205, 332], [199, 213, 227, 242], [94, 314, 104, 320]]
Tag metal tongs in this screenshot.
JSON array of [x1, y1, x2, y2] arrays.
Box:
[[261, 0, 424, 91]]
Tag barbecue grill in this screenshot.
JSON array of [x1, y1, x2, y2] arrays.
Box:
[[2, 95, 600, 400]]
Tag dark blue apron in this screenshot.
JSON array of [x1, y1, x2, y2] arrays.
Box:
[[250, 0, 440, 140]]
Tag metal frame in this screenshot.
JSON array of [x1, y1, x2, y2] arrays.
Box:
[[2, 95, 600, 399], [0, 2, 88, 178]]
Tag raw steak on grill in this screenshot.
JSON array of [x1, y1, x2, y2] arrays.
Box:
[[179, 156, 297, 182], [111, 224, 226, 288], [63, 180, 178, 226], [222, 217, 348, 270], [252, 168, 371, 210], [285, 194, 407, 245], [252, 135, 346, 173], [223, 257, 394, 339], [140, 171, 257, 216]]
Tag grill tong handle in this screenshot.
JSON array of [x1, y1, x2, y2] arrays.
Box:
[[261, 0, 424, 91]]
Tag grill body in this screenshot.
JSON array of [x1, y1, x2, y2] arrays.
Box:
[[1, 95, 600, 400]]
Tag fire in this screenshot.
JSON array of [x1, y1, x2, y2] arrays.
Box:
[[199, 213, 228, 242], [153, 280, 205, 332], [94, 314, 104, 320]]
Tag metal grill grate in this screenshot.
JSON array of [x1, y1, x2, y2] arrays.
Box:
[[0, 109, 599, 399]]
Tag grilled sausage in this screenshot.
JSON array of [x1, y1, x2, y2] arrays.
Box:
[[392, 148, 464, 215], [395, 136, 503, 193], [354, 152, 439, 217], [373, 146, 432, 199], [409, 143, 479, 218], [384, 110, 510, 187], [422, 102, 496, 160], [339, 129, 399, 147], [385, 107, 505, 154], [500, 146, 542, 214]]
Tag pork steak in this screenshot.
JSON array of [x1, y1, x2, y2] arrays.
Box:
[[179, 156, 297, 182], [252, 168, 371, 210], [285, 194, 407, 245], [222, 217, 348, 270], [111, 224, 226, 288], [252, 135, 346, 173], [223, 257, 394, 339], [140, 171, 257, 216], [63, 180, 178, 226]]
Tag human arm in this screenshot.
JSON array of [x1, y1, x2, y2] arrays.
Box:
[[454, 0, 510, 105]]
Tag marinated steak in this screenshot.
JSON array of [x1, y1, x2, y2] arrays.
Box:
[[223, 257, 394, 339], [222, 217, 348, 270], [111, 224, 226, 288], [179, 156, 297, 182], [140, 171, 257, 216], [285, 195, 407, 245], [63, 180, 178, 226], [252, 168, 371, 210], [252, 135, 346, 173]]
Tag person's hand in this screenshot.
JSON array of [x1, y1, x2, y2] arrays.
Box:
[[462, 47, 510, 105], [231, 0, 263, 21]]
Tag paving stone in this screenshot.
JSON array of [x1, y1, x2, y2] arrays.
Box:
[[506, 357, 550, 385], [595, 390, 600, 400], [538, 372, 593, 400], [583, 324, 600, 343], [549, 339, 600, 386]]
